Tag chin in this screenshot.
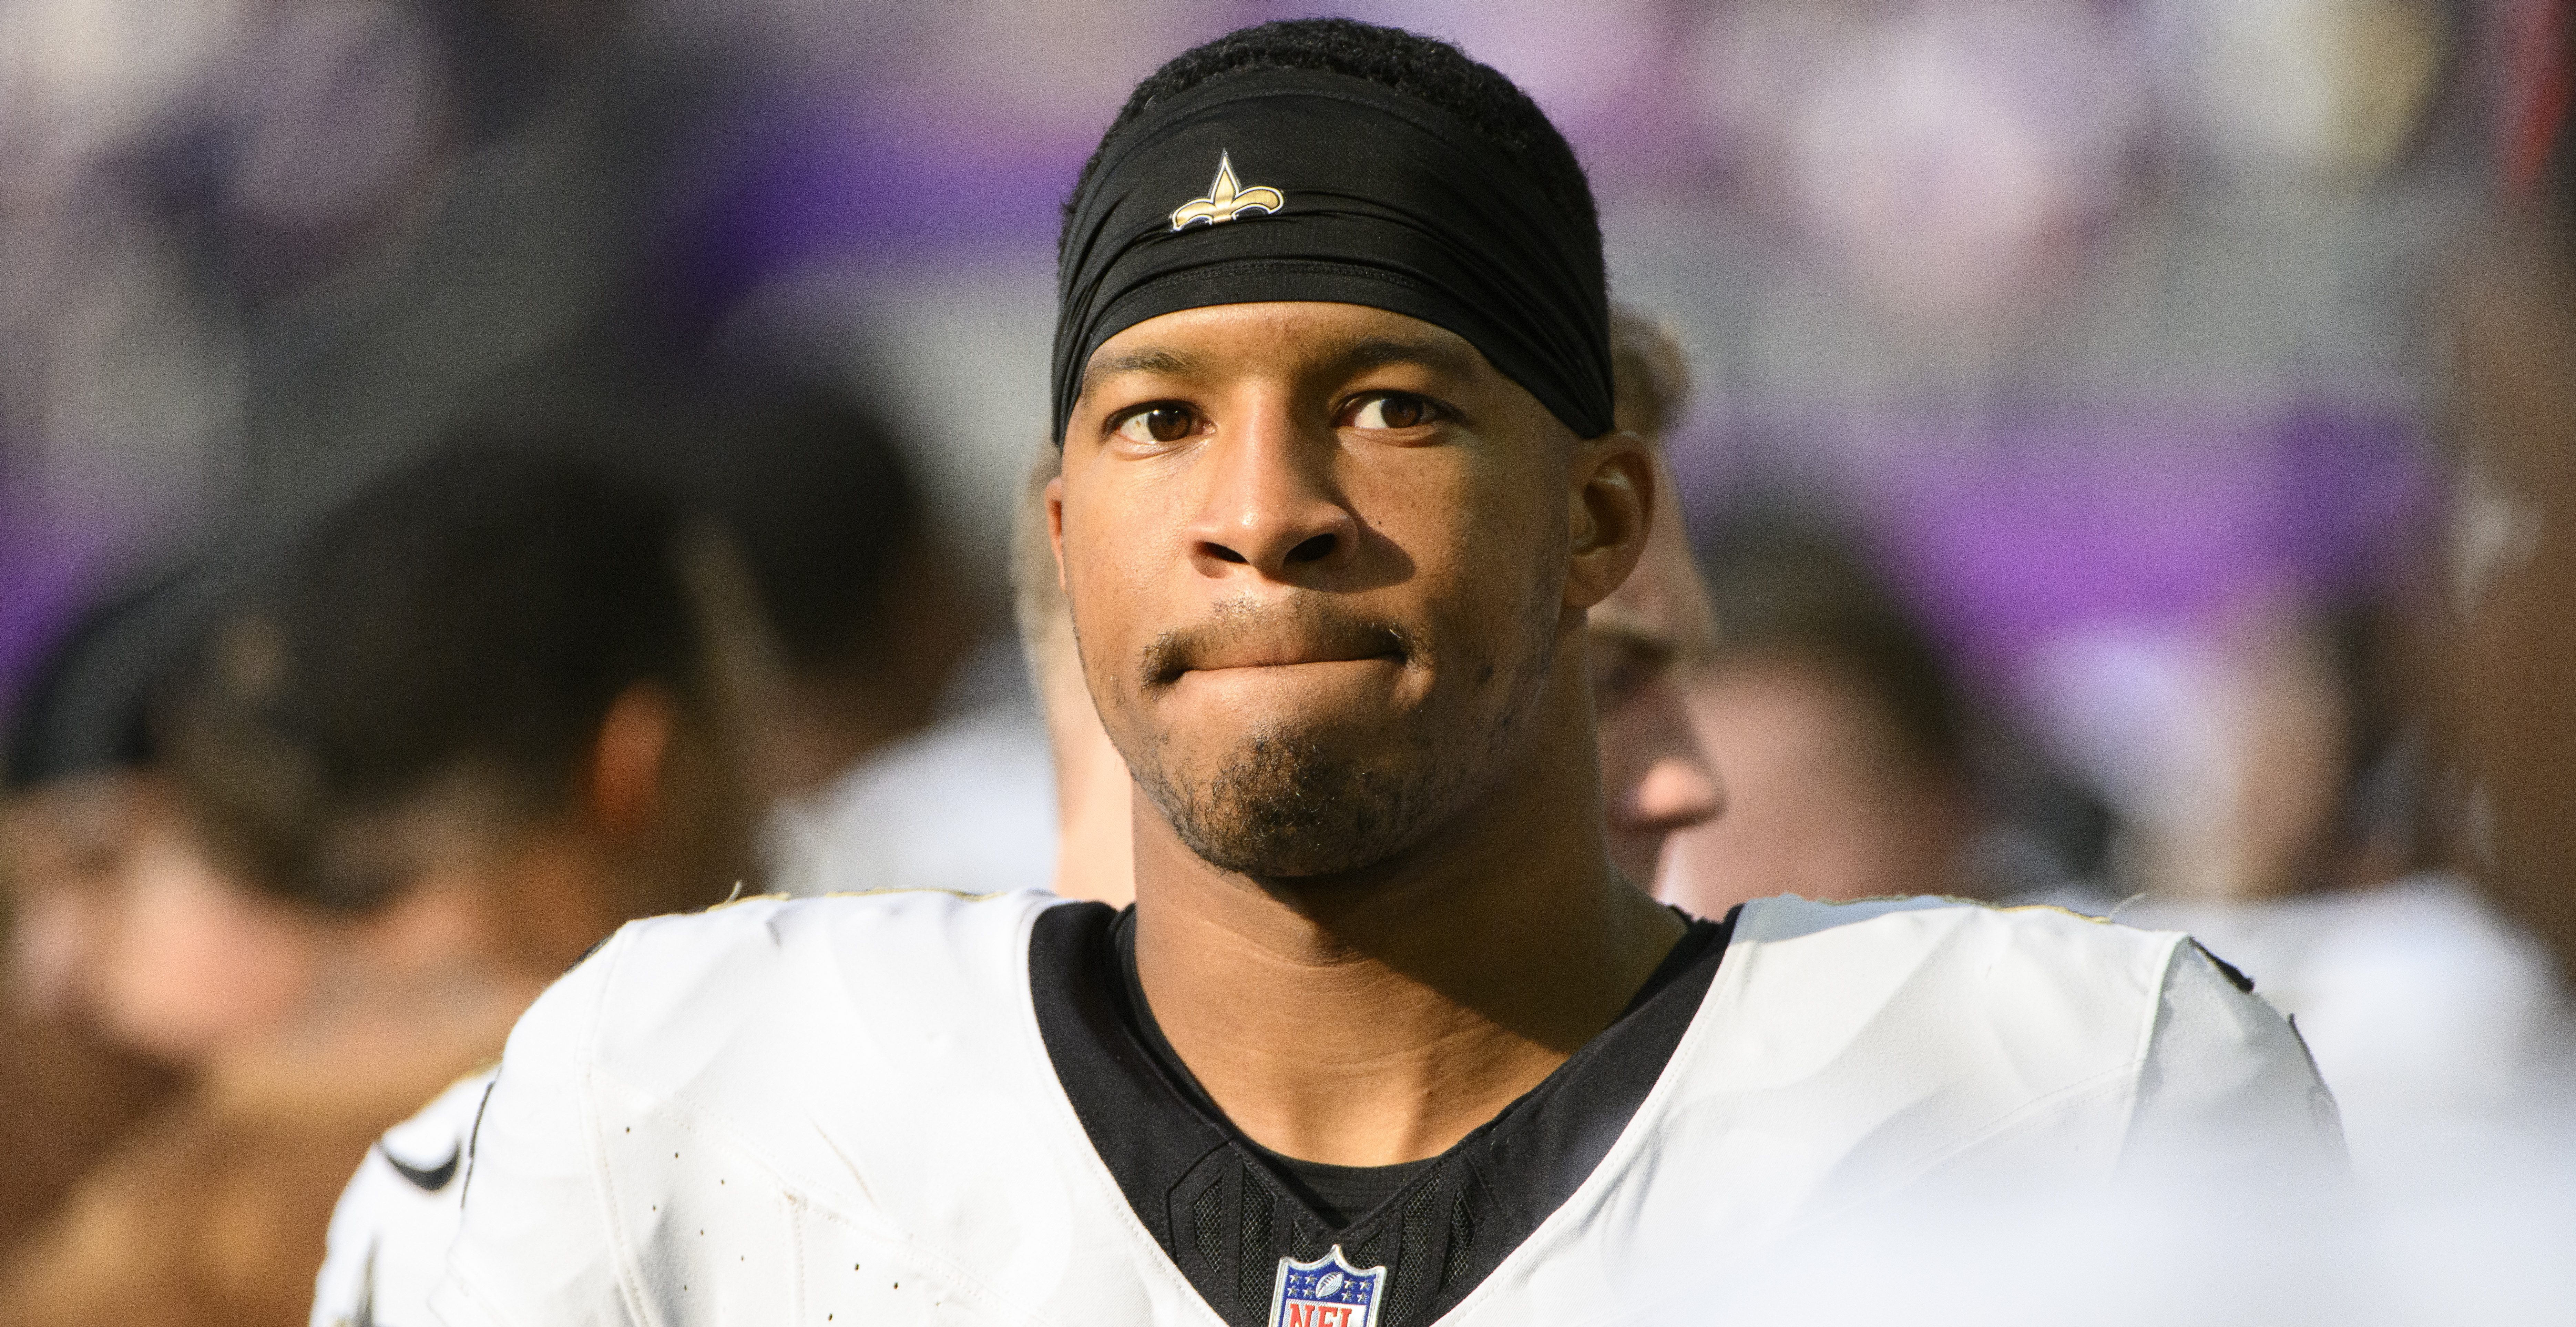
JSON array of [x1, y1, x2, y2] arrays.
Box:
[[1133, 720, 1459, 880]]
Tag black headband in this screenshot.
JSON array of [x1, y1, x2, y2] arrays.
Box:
[[1052, 68, 1613, 444]]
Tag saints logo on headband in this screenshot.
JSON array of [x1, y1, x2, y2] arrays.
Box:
[[1171, 152, 1284, 231]]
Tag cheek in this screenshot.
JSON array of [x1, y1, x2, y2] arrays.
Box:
[[1597, 679, 1693, 783], [1056, 488, 1169, 704], [1059, 535, 1136, 656], [1361, 454, 1560, 626]]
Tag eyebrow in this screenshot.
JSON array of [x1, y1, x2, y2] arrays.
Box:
[[1077, 346, 1207, 402], [1074, 331, 1489, 404], [1318, 334, 1484, 384]]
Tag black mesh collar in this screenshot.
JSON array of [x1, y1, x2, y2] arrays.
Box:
[[1030, 902, 1735, 1327]]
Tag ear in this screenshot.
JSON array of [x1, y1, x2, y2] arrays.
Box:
[[587, 684, 679, 840], [1563, 431, 1656, 611], [1046, 473, 1070, 593]]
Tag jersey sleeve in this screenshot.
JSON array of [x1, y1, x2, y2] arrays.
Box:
[[312, 1149, 403, 1327], [312, 1068, 495, 1327], [2122, 939, 2349, 1176], [428, 933, 638, 1327]]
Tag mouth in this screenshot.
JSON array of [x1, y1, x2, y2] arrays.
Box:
[[1180, 645, 1404, 675], [1141, 608, 1413, 690]]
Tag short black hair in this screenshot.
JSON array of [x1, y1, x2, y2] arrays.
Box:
[[1062, 18, 1600, 270], [3, 558, 230, 792], [173, 442, 708, 910]]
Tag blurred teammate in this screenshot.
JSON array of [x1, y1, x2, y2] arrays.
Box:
[[1592, 310, 1727, 886], [732, 384, 1063, 902], [0, 566, 227, 1251], [2, 444, 761, 1326], [432, 21, 2337, 1326], [1657, 517, 1979, 915], [2022, 595, 2567, 1177], [641, 383, 978, 798]]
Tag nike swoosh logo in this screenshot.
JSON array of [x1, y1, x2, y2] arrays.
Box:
[[381, 1141, 461, 1192]]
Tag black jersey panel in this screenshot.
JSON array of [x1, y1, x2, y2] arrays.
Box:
[[1027, 900, 1235, 1253], [1029, 902, 1736, 1327]]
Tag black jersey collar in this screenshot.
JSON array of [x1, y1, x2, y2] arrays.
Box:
[[1029, 902, 1736, 1327]]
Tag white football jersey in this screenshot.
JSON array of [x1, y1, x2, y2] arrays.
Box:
[[313, 1066, 496, 1327], [427, 891, 2338, 1327]]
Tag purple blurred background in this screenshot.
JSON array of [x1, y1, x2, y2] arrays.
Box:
[[0, 0, 2507, 814]]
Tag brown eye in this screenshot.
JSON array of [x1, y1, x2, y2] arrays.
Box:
[[1115, 405, 1196, 445], [1351, 393, 1437, 430]]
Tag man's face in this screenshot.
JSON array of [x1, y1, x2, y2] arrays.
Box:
[[1660, 656, 1961, 913], [1052, 302, 1641, 880], [3, 773, 145, 1021], [4, 772, 315, 1064]]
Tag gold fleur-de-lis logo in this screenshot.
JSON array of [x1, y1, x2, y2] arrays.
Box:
[[1169, 153, 1284, 231]]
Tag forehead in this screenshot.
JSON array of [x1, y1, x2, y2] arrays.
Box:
[[1077, 302, 1491, 395]]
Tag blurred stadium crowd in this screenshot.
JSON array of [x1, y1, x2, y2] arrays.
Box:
[[1, 0, 2573, 1320]]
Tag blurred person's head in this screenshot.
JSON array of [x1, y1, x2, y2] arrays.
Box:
[[623, 381, 974, 798], [1593, 309, 1725, 884], [2095, 595, 2424, 903], [5, 571, 186, 1022], [169, 443, 763, 1000], [1, 561, 313, 1066], [1657, 515, 1975, 915]]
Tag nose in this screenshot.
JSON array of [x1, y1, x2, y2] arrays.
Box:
[[1620, 752, 1726, 835], [1186, 415, 1360, 580]]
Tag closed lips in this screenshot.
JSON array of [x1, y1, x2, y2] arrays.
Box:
[[1143, 614, 1412, 687]]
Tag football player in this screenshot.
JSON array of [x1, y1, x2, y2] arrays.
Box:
[[429, 20, 2340, 1327], [317, 307, 1728, 1326], [134, 443, 767, 1327]]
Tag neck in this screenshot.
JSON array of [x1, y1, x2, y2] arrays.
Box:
[[1130, 659, 1683, 1167], [232, 827, 626, 1105]]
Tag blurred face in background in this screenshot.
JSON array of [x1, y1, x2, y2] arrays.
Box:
[[1591, 456, 1725, 884], [4, 772, 147, 1021], [4, 773, 315, 1065], [1659, 651, 1969, 915], [95, 791, 316, 1064]]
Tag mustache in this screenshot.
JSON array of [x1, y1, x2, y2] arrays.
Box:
[[1140, 596, 1417, 688]]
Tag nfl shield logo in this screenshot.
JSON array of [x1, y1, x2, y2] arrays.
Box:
[[1268, 1245, 1386, 1327]]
